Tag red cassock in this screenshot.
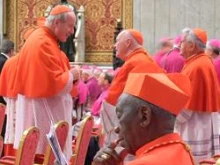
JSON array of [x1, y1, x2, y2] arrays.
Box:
[[106, 48, 164, 106]]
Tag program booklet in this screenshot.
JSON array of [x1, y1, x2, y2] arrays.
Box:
[[46, 121, 69, 165]]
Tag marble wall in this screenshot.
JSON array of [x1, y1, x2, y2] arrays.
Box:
[[133, 0, 220, 54]]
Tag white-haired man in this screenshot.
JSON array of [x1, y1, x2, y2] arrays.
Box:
[[13, 5, 79, 161], [102, 29, 164, 147], [175, 28, 220, 163]]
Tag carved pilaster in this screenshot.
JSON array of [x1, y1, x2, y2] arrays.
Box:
[[74, 5, 85, 62], [123, 0, 133, 29]]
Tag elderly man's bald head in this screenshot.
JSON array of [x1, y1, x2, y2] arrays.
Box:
[[118, 29, 143, 45], [114, 29, 143, 60]]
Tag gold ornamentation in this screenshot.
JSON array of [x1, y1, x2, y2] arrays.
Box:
[[110, 1, 121, 19], [97, 26, 114, 49], [123, 0, 133, 29], [184, 144, 191, 152], [85, 52, 112, 63], [7, 0, 133, 63], [3, 0, 7, 35], [6, 0, 17, 48], [85, 1, 105, 21]]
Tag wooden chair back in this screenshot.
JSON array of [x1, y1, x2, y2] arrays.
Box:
[[98, 128, 105, 148], [0, 136, 3, 156], [72, 115, 94, 165], [43, 120, 69, 165], [0, 103, 6, 134], [16, 126, 40, 165]]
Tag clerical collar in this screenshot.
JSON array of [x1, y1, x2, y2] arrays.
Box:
[[124, 47, 147, 61], [0, 52, 9, 59]]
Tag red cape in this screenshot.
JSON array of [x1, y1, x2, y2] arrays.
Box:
[[0, 55, 19, 97], [106, 48, 164, 106], [14, 27, 70, 97], [181, 53, 220, 112]]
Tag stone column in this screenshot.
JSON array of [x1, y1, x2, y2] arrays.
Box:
[[133, 0, 220, 54], [74, 5, 85, 63]]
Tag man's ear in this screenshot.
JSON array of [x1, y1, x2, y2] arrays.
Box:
[[54, 18, 59, 26], [189, 42, 196, 51], [139, 105, 151, 128], [126, 38, 132, 47]]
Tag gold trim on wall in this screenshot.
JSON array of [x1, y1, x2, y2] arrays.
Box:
[[6, 0, 17, 50], [85, 51, 113, 64], [14, 0, 18, 50], [5, 0, 18, 50], [86, 0, 133, 63], [3, 0, 7, 35], [123, 0, 133, 29]]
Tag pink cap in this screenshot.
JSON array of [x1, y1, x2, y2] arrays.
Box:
[[94, 68, 103, 75], [90, 65, 97, 70], [174, 35, 182, 45], [208, 39, 220, 48], [82, 65, 90, 69], [82, 65, 92, 75]]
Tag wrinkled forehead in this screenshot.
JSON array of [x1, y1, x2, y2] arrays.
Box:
[[65, 12, 76, 23], [116, 94, 140, 123], [116, 94, 131, 112]]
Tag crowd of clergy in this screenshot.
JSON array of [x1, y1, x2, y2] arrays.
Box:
[[0, 4, 220, 165]]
